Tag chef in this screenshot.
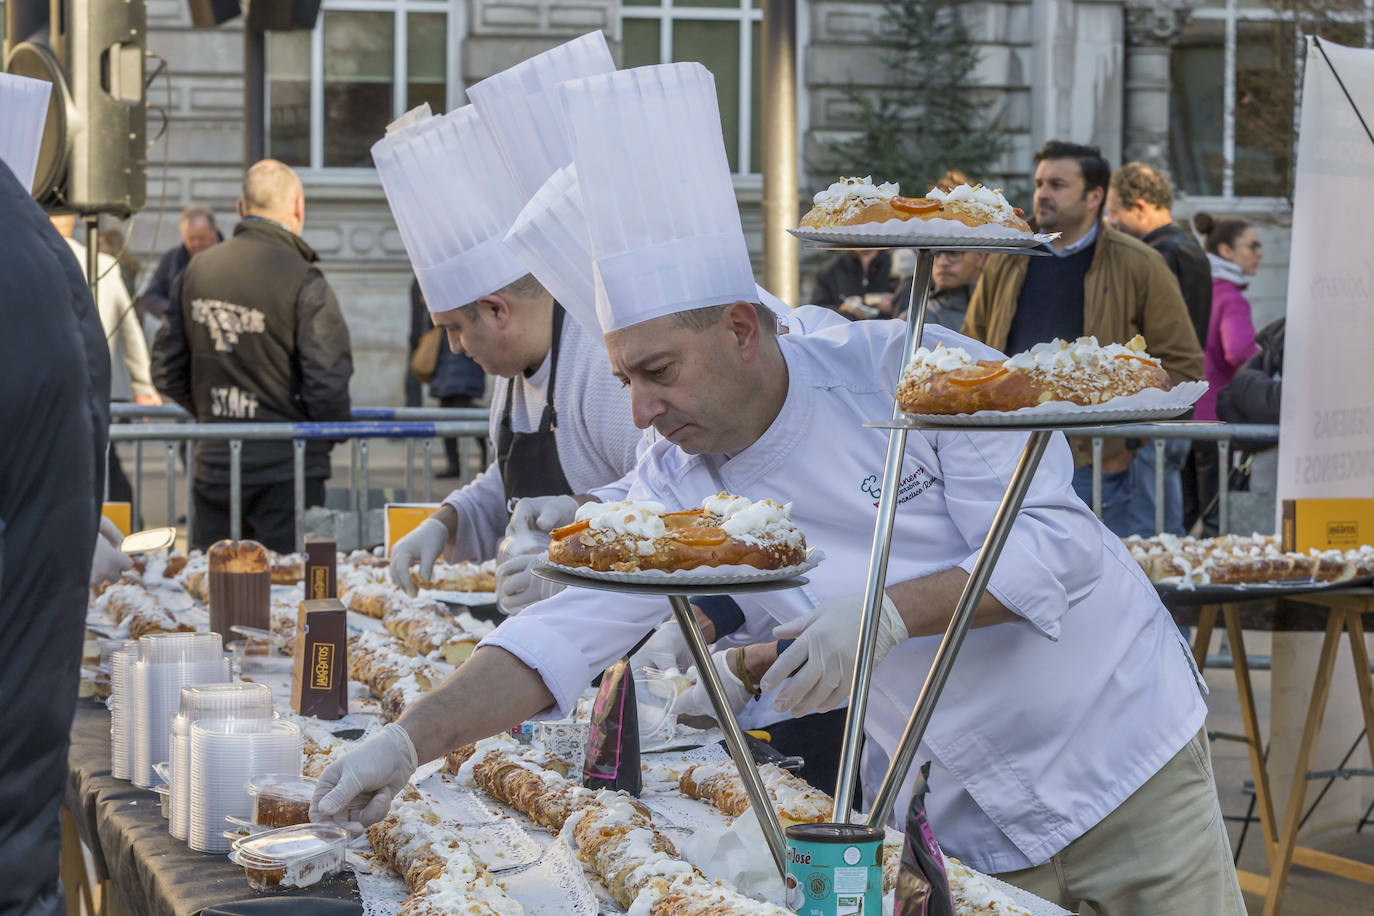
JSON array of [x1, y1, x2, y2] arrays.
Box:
[[375, 33, 644, 606], [316, 62, 1242, 913]]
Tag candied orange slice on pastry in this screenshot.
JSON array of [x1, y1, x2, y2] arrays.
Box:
[[669, 527, 730, 547], [551, 519, 590, 540], [948, 365, 1009, 386], [892, 196, 942, 214], [662, 509, 706, 529]]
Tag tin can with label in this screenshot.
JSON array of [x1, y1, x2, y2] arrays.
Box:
[[785, 823, 885, 916]]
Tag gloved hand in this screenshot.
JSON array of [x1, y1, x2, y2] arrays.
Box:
[[761, 592, 907, 716], [311, 722, 418, 834], [389, 517, 450, 596], [629, 623, 693, 673], [506, 495, 579, 538], [495, 552, 564, 615], [90, 517, 132, 587], [676, 648, 756, 718]]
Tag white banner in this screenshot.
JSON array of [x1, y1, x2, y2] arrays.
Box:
[[1276, 40, 1374, 504]]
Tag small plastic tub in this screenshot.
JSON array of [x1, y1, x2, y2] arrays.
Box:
[[229, 824, 347, 891], [247, 774, 316, 828]]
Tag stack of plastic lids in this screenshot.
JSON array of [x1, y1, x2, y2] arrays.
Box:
[[108, 642, 142, 780], [188, 719, 302, 853], [130, 632, 228, 788], [169, 682, 273, 842]]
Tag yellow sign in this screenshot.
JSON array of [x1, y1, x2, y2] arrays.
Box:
[[310, 643, 334, 691], [101, 502, 131, 536], [384, 503, 441, 556], [1282, 498, 1374, 552]]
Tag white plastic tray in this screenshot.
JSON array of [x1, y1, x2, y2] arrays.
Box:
[[541, 547, 824, 586]]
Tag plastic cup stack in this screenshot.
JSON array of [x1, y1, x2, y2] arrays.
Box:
[[130, 632, 228, 788], [169, 683, 274, 842], [108, 643, 141, 780], [188, 719, 302, 853]]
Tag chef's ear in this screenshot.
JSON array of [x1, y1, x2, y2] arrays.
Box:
[[721, 300, 765, 357], [473, 293, 511, 328]]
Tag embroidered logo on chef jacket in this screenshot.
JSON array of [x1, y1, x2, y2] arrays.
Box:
[[190, 298, 267, 352], [860, 465, 936, 508], [210, 386, 260, 419]]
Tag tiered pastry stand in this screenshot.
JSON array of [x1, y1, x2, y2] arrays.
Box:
[[785, 236, 1203, 828], [533, 566, 810, 874]]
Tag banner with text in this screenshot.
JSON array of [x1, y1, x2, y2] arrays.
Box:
[[1276, 40, 1374, 508]]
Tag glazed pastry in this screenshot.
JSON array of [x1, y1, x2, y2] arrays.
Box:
[[801, 177, 1031, 233]]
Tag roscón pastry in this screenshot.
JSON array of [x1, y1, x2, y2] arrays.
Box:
[[897, 335, 1172, 415], [800, 177, 1031, 233], [548, 493, 806, 573]]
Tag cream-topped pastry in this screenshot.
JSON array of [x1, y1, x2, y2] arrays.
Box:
[[800, 176, 1031, 232]]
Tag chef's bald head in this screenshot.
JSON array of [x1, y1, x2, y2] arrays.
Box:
[[238, 159, 306, 236]]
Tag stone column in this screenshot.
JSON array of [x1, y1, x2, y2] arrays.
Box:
[[1122, 0, 1196, 168]]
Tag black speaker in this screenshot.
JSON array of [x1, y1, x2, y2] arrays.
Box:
[[246, 0, 321, 31], [187, 0, 242, 28]]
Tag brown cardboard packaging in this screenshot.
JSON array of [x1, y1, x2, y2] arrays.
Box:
[[291, 599, 348, 719], [304, 537, 337, 600]]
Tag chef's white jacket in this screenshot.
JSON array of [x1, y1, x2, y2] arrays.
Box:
[[481, 318, 1206, 874]]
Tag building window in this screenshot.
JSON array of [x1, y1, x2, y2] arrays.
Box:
[[621, 0, 764, 176], [267, 0, 454, 172], [1170, 0, 1374, 200]]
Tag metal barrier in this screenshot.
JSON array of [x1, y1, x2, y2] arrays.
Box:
[[1063, 422, 1280, 536], [106, 417, 490, 551]]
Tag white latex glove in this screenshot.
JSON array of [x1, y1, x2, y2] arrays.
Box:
[[495, 552, 564, 615], [389, 517, 450, 596], [761, 593, 907, 716], [311, 722, 417, 834], [677, 648, 755, 719], [629, 623, 693, 673], [90, 518, 132, 586], [506, 495, 579, 538]]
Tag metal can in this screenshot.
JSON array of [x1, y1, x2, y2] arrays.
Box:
[[785, 823, 886, 915]]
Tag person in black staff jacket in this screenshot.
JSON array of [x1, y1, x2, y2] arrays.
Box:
[[154, 159, 353, 552], [0, 161, 110, 916]]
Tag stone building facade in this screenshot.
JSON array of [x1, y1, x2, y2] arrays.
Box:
[[33, 0, 1344, 404]]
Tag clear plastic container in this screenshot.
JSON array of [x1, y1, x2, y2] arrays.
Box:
[[229, 824, 347, 891], [247, 774, 316, 828], [494, 528, 562, 613]]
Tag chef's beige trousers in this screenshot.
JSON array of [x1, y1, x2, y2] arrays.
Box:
[[994, 729, 1245, 915]]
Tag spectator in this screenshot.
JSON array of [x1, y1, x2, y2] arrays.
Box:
[[1215, 318, 1284, 534], [134, 203, 222, 324], [893, 249, 988, 328], [51, 214, 162, 506], [1105, 161, 1213, 535], [98, 225, 142, 303], [1189, 212, 1264, 535], [810, 248, 897, 319], [153, 159, 353, 552], [964, 141, 1204, 536], [410, 279, 488, 478]]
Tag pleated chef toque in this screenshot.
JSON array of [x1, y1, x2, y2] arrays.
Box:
[[0, 72, 52, 193], [504, 164, 599, 335], [468, 31, 614, 200], [371, 104, 528, 312], [560, 63, 757, 334]]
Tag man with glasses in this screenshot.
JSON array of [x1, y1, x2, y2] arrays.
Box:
[[894, 249, 988, 329]]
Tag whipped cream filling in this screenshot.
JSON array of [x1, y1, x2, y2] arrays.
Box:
[[576, 500, 668, 540], [925, 182, 1021, 223], [810, 176, 900, 222], [903, 335, 1161, 387]]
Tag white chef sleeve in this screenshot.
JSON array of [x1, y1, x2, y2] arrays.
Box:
[[441, 459, 510, 562], [935, 428, 1105, 640], [479, 589, 672, 715]]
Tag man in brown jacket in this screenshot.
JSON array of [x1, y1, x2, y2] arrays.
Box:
[[963, 141, 1203, 536]]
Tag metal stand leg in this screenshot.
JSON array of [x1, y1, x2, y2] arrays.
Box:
[[165, 442, 176, 528], [667, 594, 787, 874], [833, 250, 934, 820], [867, 430, 1054, 827], [229, 439, 243, 542], [294, 440, 306, 554]]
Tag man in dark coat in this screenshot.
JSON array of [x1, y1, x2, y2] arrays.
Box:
[[410, 279, 488, 476], [133, 203, 222, 322], [153, 159, 353, 552], [0, 161, 110, 916]]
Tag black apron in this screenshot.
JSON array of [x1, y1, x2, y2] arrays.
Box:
[[497, 304, 575, 501]]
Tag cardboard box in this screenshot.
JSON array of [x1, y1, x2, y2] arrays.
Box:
[[291, 598, 348, 719], [304, 536, 337, 599], [1281, 498, 1374, 553], [384, 503, 441, 556], [101, 502, 131, 536]]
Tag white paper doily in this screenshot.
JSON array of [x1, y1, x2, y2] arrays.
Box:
[[499, 841, 598, 916], [424, 589, 498, 606], [790, 219, 1057, 250], [542, 548, 824, 586], [459, 820, 542, 872], [900, 380, 1208, 426]]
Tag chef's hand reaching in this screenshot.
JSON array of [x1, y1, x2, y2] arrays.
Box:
[[90, 517, 132, 587], [507, 495, 579, 538], [311, 723, 417, 835], [495, 552, 563, 615], [676, 648, 757, 718], [389, 517, 450, 596], [762, 592, 907, 716], [629, 622, 694, 673]]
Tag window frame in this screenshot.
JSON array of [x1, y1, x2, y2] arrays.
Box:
[[266, 0, 463, 182], [1183, 0, 1374, 207]]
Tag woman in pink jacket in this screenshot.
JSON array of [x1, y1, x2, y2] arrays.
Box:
[[1193, 212, 1264, 421]]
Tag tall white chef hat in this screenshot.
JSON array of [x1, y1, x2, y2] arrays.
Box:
[[560, 63, 757, 334], [504, 164, 599, 335], [371, 104, 528, 312], [0, 72, 52, 193], [468, 31, 614, 200]]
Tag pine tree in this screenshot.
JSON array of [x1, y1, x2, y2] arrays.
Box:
[[819, 0, 1009, 190]]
